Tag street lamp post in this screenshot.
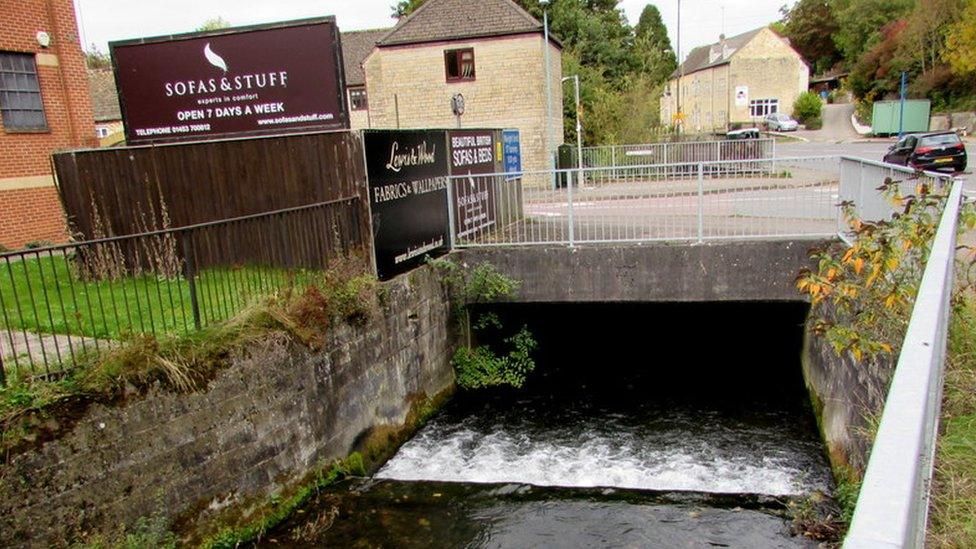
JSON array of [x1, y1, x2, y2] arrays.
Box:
[[562, 75, 583, 184], [542, 0, 553, 172]]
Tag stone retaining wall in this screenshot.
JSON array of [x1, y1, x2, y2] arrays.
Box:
[[0, 266, 456, 546]]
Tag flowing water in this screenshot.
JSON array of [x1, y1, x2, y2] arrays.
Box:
[[269, 302, 833, 547]]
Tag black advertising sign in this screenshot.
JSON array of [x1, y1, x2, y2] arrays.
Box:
[[448, 129, 497, 239], [364, 130, 450, 280], [110, 17, 348, 145]]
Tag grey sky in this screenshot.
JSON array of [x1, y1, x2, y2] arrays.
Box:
[[74, 0, 797, 62]]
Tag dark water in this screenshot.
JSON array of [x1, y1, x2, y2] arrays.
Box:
[[269, 302, 831, 547]]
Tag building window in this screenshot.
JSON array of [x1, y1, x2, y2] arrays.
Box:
[[749, 98, 779, 117], [349, 88, 368, 111], [96, 127, 109, 138], [0, 52, 47, 131], [444, 48, 475, 82]]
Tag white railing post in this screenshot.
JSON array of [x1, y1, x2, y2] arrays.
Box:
[[566, 170, 576, 246], [697, 162, 705, 243], [445, 175, 457, 248]]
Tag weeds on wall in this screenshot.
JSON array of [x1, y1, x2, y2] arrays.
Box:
[[427, 257, 538, 390], [796, 178, 976, 362], [0, 255, 380, 461]]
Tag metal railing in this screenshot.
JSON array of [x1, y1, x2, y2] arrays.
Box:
[[448, 155, 958, 249], [0, 197, 364, 383], [843, 180, 963, 548], [571, 138, 775, 169], [838, 157, 955, 225], [448, 156, 843, 247]]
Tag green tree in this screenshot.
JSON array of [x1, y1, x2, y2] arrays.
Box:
[[633, 4, 677, 84], [945, 0, 976, 76], [793, 91, 823, 123], [831, 0, 914, 63], [84, 44, 111, 70], [196, 17, 231, 32], [391, 0, 426, 18], [781, 0, 842, 74]]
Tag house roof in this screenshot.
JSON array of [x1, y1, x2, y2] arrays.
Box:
[[377, 0, 557, 47], [670, 27, 765, 79], [341, 28, 390, 87], [87, 68, 121, 122]]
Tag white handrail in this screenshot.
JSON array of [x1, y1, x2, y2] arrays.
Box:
[[844, 180, 963, 548]]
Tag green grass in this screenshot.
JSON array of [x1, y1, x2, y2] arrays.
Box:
[[929, 292, 976, 547], [0, 255, 321, 340]]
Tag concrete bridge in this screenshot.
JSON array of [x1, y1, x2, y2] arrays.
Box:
[[458, 239, 820, 304], [447, 155, 965, 549]]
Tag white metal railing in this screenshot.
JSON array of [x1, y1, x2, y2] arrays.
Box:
[[573, 138, 775, 169], [447, 156, 842, 247], [843, 180, 963, 549], [447, 155, 957, 248], [838, 157, 955, 224]]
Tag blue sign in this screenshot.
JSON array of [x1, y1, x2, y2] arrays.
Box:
[[502, 129, 521, 180]]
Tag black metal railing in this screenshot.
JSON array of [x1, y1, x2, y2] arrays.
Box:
[[0, 197, 364, 384]]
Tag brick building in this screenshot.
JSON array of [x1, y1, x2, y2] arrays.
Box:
[[362, 0, 563, 172], [660, 27, 809, 133], [0, 0, 96, 249]]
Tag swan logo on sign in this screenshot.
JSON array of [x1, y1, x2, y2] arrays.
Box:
[[203, 43, 228, 73]]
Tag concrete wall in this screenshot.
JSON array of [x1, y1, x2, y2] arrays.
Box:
[[0, 265, 456, 546], [363, 34, 563, 172], [802, 315, 894, 474], [456, 239, 824, 303]]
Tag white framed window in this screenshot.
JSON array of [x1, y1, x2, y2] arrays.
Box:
[[749, 98, 778, 117]]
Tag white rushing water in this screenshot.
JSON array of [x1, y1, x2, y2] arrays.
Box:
[[376, 407, 829, 497]]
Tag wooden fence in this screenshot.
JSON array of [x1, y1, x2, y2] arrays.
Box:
[[52, 130, 372, 267]]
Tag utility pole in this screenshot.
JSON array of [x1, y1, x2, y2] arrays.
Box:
[[542, 1, 553, 173], [676, 0, 683, 136]]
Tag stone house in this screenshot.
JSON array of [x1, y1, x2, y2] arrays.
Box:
[[660, 27, 809, 133], [361, 0, 563, 172], [341, 28, 390, 130], [0, 0, 96, 249], [87, 68, 124, 145]]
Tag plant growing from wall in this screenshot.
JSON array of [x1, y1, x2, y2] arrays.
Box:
[[427, 257, 538, 389], [797, 177, 976, 362]]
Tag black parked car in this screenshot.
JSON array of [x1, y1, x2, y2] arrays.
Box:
[[883, 131, 967, 173]]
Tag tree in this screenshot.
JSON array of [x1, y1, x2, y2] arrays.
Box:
[[633, 4, 677, 84], [391, 0, 426, 18], [196, 17, 231, 32], [781, 0, 841, 74], [84, 44, 111, 70], [831, 0, 914, 63], [945, 0, 976, 76]]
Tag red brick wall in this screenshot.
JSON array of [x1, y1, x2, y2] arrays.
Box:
[[0, 0, 96, 248], [0, 187, 68, 248]]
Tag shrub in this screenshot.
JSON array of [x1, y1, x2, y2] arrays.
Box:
[[793, 91, 823, 124], [805, 116, 824, 130]]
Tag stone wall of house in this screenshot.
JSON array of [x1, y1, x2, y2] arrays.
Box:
[[729, 28, 809, 124], [0, 265, 457, 546], [363, 34, 563, 173]]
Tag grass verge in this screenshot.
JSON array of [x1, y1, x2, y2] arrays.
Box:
[[928, 292, 976, 546], [0, 255, 323, 339], [0, 258, 380, 462]]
